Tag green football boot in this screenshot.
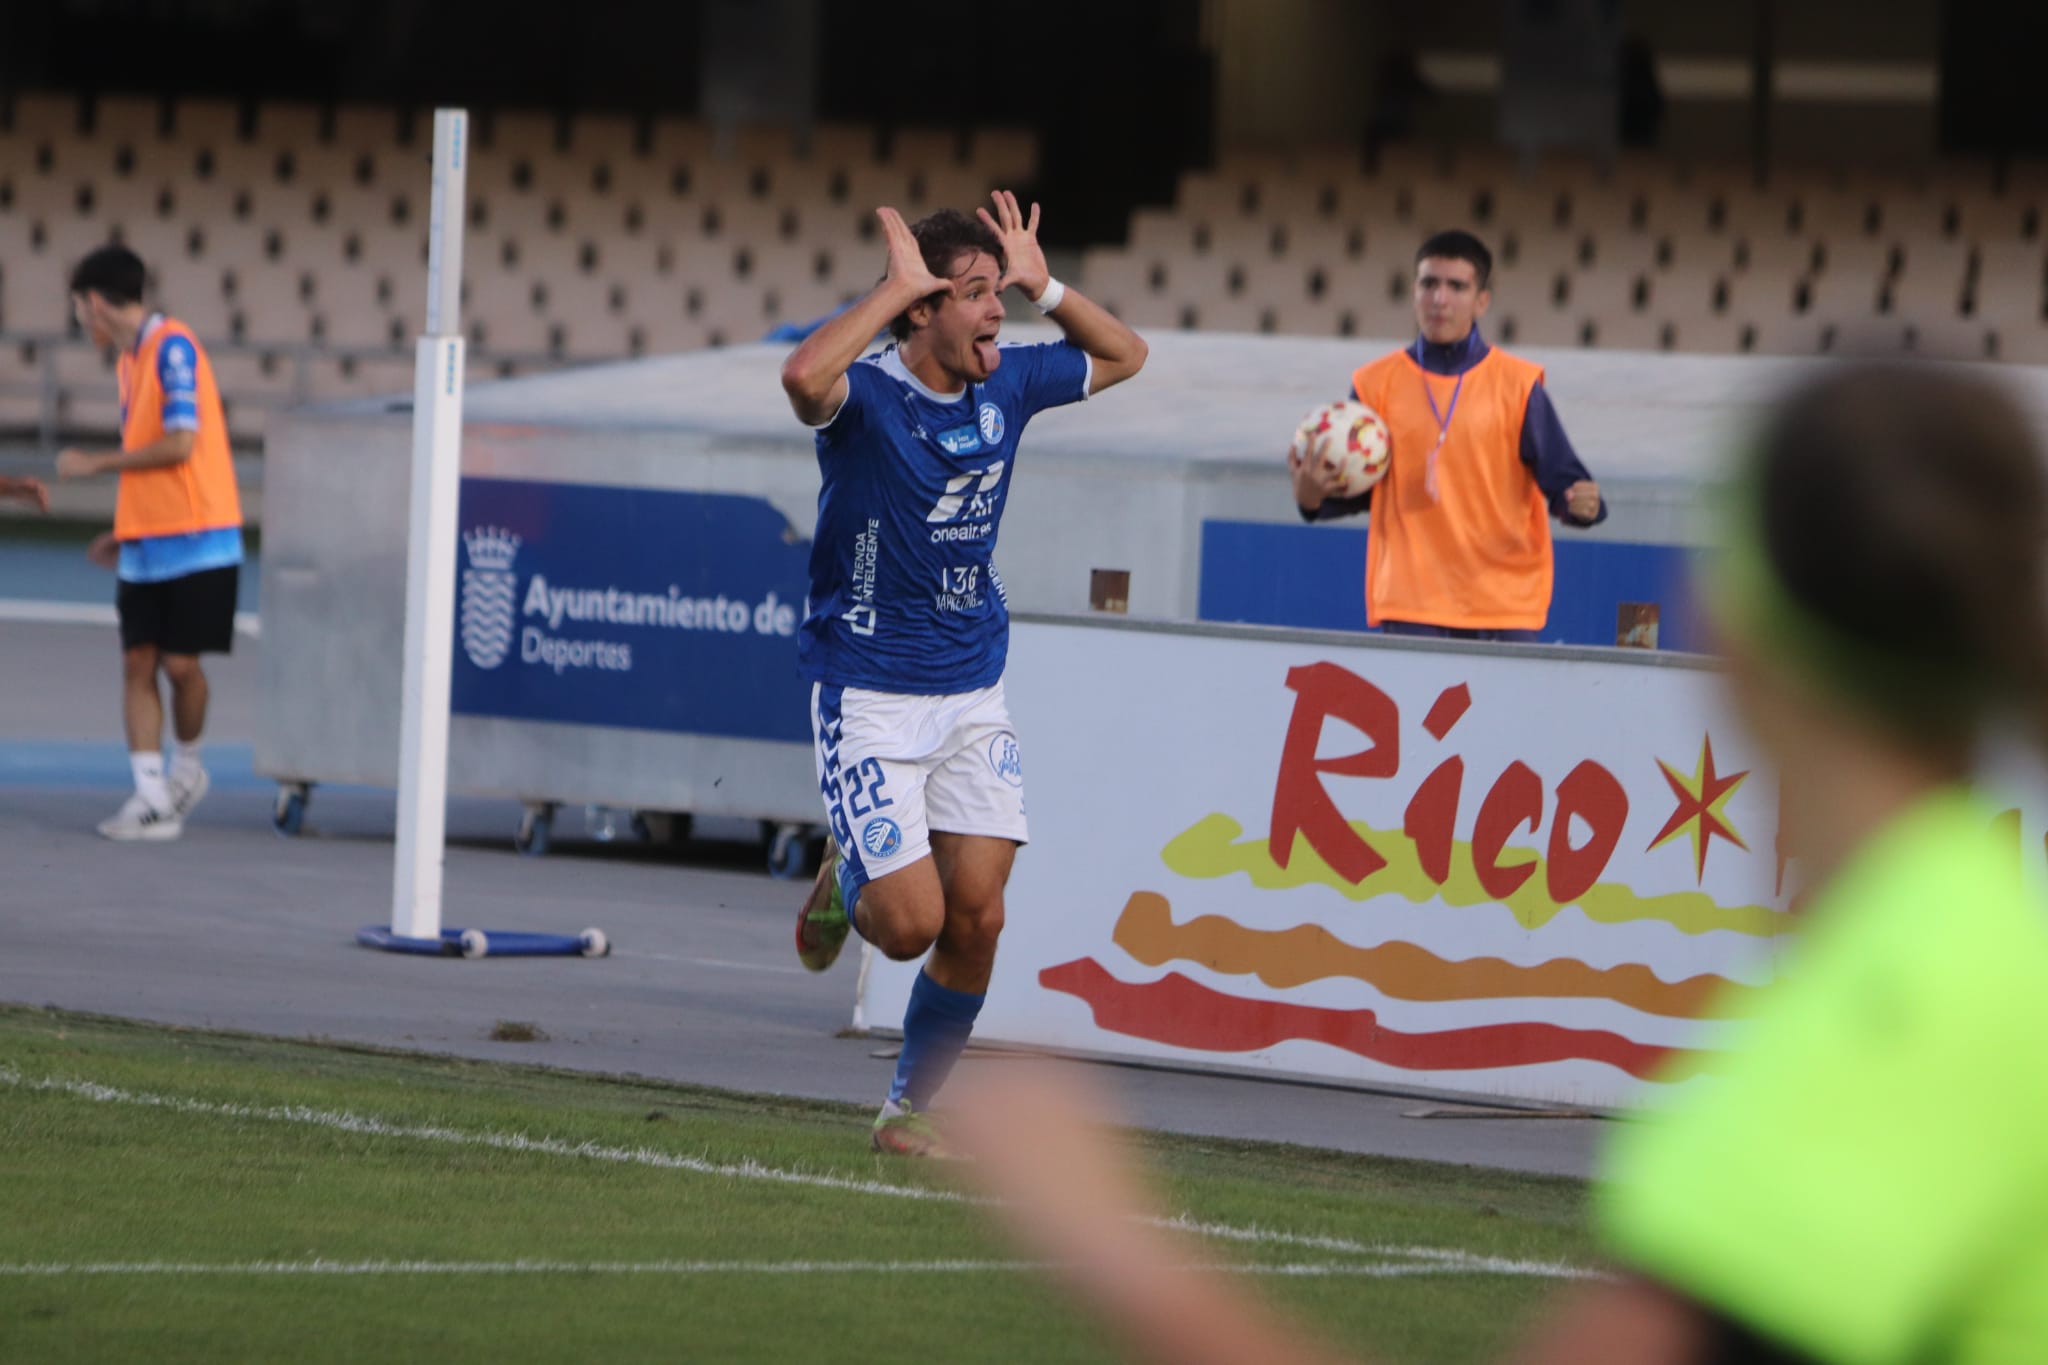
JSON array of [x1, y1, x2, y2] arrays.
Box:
[[794, 839, 850, 972]]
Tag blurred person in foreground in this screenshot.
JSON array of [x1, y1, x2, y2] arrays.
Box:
[[958, 362, 2048, 1363]]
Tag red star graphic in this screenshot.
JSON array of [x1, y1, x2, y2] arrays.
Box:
[[1647, 735, 1750, 884]]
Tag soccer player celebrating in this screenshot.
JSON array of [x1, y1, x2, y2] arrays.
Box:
[[778, 192, 1147, 1156]]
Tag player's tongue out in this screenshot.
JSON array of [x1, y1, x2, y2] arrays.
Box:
[[973, 333, 1001, 373]]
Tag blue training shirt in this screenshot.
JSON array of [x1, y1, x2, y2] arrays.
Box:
[[117, 316, 245, 584], [799, 340, 1092, 694]]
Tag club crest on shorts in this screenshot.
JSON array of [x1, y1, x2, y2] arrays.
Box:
[[977, 401, 1005, 445], [861, 816, 903, 859], [459, 526, 521, 670], [987, 732, 1023, 787]]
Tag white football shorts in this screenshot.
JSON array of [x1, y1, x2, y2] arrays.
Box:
[[810, 680, 1028, 893]]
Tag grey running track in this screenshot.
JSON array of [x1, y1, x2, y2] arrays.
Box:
[[0, 618, 1600, 1178]]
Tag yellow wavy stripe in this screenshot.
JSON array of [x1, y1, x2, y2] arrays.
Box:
[[1112, 892, 1750, 1018], [1159, 814, 1790, 938]]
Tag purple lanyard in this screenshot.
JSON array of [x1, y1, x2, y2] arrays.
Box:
[[1413, 331, 1477, 500]]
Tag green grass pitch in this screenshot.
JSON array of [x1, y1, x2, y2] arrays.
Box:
[[0, 1005, 1598, 1363]]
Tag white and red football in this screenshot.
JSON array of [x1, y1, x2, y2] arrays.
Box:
[[1291, 399, 1391, 497]]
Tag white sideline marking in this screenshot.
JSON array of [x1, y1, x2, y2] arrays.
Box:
[[0, 598, 261, 638], [1154, 1218, 1593, 1280], [0, 1259, 1045, 1277], [0, 1067, 1598, 1282], [0, 1067, 963, 1205], [0, 1258, 1486, 1279]]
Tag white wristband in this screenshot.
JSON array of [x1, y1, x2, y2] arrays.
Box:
[[1030, 277, 1067, 314]]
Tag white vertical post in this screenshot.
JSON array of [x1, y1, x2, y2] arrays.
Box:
[[391, 109, 468, 940]]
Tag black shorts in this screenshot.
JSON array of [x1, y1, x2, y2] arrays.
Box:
[[117, 565, 240, 655]]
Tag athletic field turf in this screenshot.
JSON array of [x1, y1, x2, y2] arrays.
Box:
[[0, 1005, 1599, 1362]]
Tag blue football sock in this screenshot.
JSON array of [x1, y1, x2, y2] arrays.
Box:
[[842, 869, 865, 943], [887, 968, 985, 1111]]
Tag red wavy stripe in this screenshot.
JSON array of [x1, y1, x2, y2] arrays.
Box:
[[1039, 958, 1672, 1080]]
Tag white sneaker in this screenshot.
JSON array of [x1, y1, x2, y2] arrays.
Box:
[[97, 793, 184, 842], [169, 764, 211, 819]]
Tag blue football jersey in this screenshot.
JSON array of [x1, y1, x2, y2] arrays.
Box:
[[798, 341, 1092, 694]]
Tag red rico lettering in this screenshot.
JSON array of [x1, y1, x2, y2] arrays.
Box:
[[1273, 667, 1631, 903], [1269, 663, 1399, 882], [1403, 756, 1461, 886], [1472, 760, 1542, 900], [1546, 761, 1630, 904]]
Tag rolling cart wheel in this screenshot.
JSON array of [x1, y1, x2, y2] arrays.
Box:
[[584, 804, 624, 843], [766, 823, 809, 880], [637, 811, 686, 845], [273, 783, 310, 837], [515, 802, 556, 857]]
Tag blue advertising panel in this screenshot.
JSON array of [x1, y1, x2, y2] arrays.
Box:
[[451, 478, 813, 742], [1197, 519, 1702, 652]]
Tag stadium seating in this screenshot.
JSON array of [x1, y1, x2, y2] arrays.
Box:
[[5, 90, 2046, 445], [0, 93, 1039, 436], [1078, 145, 2048, 366]]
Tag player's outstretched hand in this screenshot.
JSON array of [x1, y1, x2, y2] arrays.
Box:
[[879, 207, 952, 301], [951, 1061, 1358, 1365], [0, 474, 49, 513], [979, 191, 1050, 301], [950, 1060, 1155, 1265]]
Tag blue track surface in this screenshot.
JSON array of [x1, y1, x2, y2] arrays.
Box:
[[0, 741, 382, 799], [0, 538, 261, 609], [0, 740, 262, 790]]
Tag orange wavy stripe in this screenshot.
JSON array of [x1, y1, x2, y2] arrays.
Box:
[[1112, 892, 1748, 1020]]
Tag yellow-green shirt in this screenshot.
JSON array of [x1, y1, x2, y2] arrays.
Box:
[[1599, 789, 2048, 1364]]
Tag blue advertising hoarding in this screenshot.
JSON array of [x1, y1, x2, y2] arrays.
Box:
[[451, 478, 813, 743], [1196, 519, 1702, 652]]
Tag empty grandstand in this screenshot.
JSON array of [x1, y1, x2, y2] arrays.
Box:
[[1083, 145, 2048, 362], [3, 0, 2044, 449], [0, 97, 1038, 440]]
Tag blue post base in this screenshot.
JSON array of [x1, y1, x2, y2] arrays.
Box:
[[356, 926, 610, 959]]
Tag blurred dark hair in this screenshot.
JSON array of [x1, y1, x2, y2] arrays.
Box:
[[1415, 230, 1492, 290], [69, 244, 147, 306], [1755, 363, 2048, 757], [888, 209, 1006, 342]]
